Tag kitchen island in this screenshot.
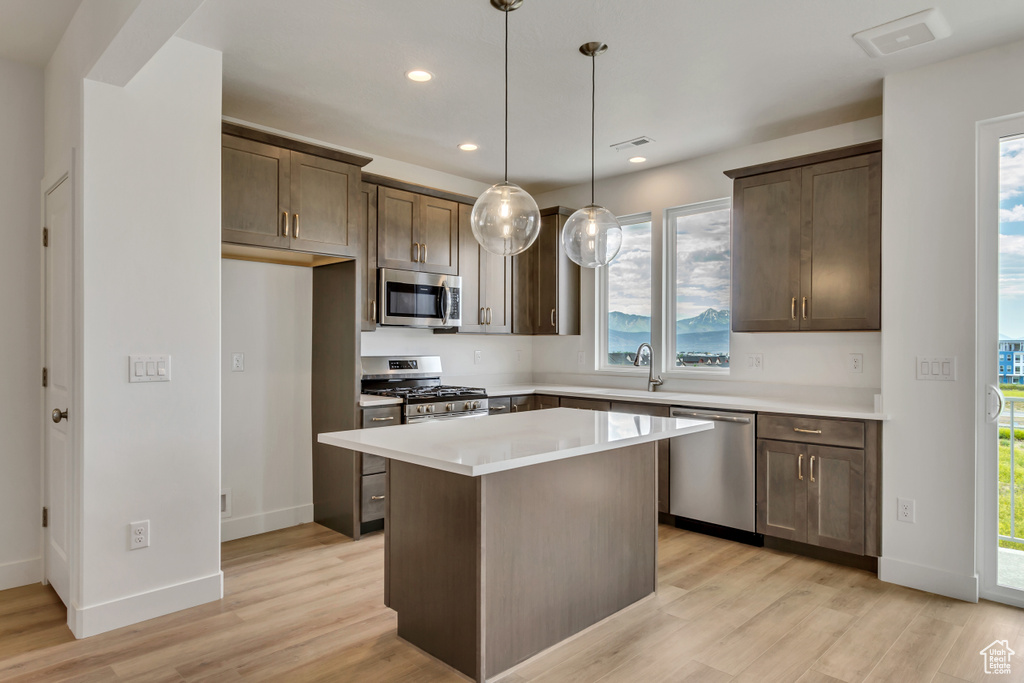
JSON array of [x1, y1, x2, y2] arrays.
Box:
[[319, 408, 712, 682]]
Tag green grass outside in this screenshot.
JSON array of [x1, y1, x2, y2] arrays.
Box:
[[1000, 384, 1024, 398], [1000, 434, 1024, 551]]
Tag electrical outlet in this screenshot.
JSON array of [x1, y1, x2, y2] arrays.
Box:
[[474, 350, 482, 365], [516, 349, 523, 363], [231, 352, 244, 372], [746, 354, 764, 371], [577, 351, 586, 366], [848, 353, 863, 374], [130, 520, 150, 549], [897, 498, 915, 523]]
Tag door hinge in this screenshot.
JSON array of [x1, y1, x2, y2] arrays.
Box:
[[42, 367, 48, 387], [43, 227, 48, 247], [42, 507, 48, 528]]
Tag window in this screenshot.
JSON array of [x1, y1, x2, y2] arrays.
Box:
[[667, 199, 731, 370], [600, 214, 652, 368]]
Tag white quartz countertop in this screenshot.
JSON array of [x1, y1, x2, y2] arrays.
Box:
[[319, 408, 713, 476], [359, 394, 403, 407], [480, 384, 886, 421]]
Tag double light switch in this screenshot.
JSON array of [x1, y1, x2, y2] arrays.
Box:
[[129, 355, 171, 383]]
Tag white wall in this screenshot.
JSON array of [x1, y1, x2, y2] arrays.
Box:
[[531, 118, 883, 405], [0, 57, 44, 590], [879, 39, 1024, 601], [74, 36, 223, 637], [221, 260, 313, 542]]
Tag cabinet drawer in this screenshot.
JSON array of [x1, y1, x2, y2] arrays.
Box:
[[361, 473, 386, 522], [510, 395, 533, 412], [560, 397, 611, 411], [362, 405, 401, 428], [362, 454, 386, 475], [489, 397, 511, 414], [757, 414, 864, 449]]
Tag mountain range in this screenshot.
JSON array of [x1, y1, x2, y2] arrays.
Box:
[[607, 308, 730, 355]]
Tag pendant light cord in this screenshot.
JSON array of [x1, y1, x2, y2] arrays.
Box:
[[590, 52, 596, 206], [504, 7, 509, 184]]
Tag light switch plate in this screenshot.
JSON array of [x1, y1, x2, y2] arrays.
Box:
[[129, 355, 171, 383], [916, 356, 956, 381]]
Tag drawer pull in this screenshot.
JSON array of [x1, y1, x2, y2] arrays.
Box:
[[491, 405, 506, 411], [794, 427, 822, 434], [798, 453, 804, 481], [371, 495, 386, 501], [371, 416, 395, 422], [810, 455, 816, 483]]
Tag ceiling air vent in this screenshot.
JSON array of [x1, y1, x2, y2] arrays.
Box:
[[611, 136, 654, 152], [853, 8, 951, 58]]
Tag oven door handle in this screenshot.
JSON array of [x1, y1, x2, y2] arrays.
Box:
[[441, 282, 451, 326]]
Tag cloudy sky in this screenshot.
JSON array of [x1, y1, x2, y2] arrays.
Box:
[[674, 206, 731, 319], [1001, 137, 1024, 338], [606, 220, 652, 318]]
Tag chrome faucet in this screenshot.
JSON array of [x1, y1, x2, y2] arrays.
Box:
[[633, 343, 664, 392]]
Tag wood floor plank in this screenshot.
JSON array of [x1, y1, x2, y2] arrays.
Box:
[[862, 615, 962, 682], [656, 659, 733, 683], [936, 600, 1024, 682], [733, 607, 856, 683]]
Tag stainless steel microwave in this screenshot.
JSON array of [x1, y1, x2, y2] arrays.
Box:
[[378, 268, 461, 328]]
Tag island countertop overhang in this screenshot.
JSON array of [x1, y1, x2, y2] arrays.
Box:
[[318, 407, 713, 477]]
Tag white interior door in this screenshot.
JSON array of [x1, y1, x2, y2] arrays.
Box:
[[44, 175, 72, 606]]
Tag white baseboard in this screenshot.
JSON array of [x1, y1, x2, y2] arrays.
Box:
[[68, 571, 223, 639], [879, 556, 979, 602], [220, 503, 314, 542], [0, 557, 42, 591]]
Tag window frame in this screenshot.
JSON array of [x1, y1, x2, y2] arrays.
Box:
[[663, 197, 732, 378], [596, 212, 653, 374]]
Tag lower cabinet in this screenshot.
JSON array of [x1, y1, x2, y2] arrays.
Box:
[[357, 405, 401, 527], [488, 395, 535, 415], [535, 394, 559, 410], [559, 396, 611, 411], [756, 414, 879, 556]]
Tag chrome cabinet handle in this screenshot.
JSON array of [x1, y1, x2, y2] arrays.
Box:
[[550, 308, 556, 328], [293, 213, 299, 239], [371, 495, 386, 501], [802, 296, 808, 320], [51, 408, 68, 423], [791, 297, 796, 321], [794, 427, 822, 434], [413, 243, 420, 262], [810, 455, 816, 483], [371, 416, 395, 422], [281, 211, 289, 237], [798, 453, 804, 481]]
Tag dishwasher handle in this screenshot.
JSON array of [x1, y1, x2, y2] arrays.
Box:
[[670, 408, 751, 424]]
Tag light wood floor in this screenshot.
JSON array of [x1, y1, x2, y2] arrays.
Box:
[[2, 524, 1023, 683]]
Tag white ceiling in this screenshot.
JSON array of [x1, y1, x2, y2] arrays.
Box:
[[0, 0, 81, 67]]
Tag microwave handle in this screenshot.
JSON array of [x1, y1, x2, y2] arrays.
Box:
[[441, 282, 451, 326]]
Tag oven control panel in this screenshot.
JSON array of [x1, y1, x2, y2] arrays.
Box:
[[389, 360, 418, 370]]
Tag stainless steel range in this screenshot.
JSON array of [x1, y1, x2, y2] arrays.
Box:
[[361, 355, 489, 423]]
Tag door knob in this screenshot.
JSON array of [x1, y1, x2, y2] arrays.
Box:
[[51, 408, 68, 423]]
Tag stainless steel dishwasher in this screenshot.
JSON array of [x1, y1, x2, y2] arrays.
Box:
[[669, 406, 756, 532]]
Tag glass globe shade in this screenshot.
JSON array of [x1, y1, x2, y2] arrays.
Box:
[[471, 182, 541, 257], [561, 204, 623, 268]]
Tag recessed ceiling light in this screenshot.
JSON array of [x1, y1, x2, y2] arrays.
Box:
[[629, 156, 647, 164], [459, 143, 478, 151], [406, 70, 433, 83]]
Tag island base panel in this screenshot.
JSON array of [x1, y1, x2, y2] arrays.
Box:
[[387, 442, 657, 682]]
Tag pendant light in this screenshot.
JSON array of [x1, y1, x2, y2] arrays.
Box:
[[562, 42, 623, 269], [471, 0, 541, 257]]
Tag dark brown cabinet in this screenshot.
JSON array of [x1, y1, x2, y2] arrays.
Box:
[[359, 183, 378, 331], [357, 405, 401, 526], [222, 129, 368, 258], [535, 394, 560, 410], [514, 207, 580, 335], [756, 413, 878, 556], [559, 396, 611, 411], [457, 204, 512, 334], [377, 187, 458, 275], [610, 402, 673, 516], [728, 142, 881, 332]]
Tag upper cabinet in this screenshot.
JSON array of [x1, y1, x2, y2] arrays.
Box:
[[221, 124, 371, 259], [727, 142, 881, 332], [377, 186, 459, 275], [457, 204, 512, 334], [513, 208, 580, 335], [359, 183, 378, 331]]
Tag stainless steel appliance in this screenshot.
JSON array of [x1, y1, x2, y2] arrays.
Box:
[[669, 406, 756, 532], [378, 268, 461, 328], [361, 355, 488, 423]]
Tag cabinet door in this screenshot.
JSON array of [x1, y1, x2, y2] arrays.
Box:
[[807, 444, 865, 554], [359, 184, 378, 331], [800, 153, 881, 331], [488, 397, 511, 415], [482, 248, 513, 334], [457, 204, 486, 333], [510, 395, 534, 413], [535, 214, 560, 334], [535, 394, 560, 410], [732, 169, 802, 331], [221, 135, 290, 249], [378, 187, 418, 270], [559, 397, 611, 411], [756, 439, 807, 542], [418, 196, 459, 275], [289, 152, 360, 257]]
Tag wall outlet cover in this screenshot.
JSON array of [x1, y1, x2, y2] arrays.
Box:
[[848, 353, 863, 373], [474, 350, 482, 365], [746, 354, 764, 371], [897, 497, 915, 523], [231, 352, 244, 372], [130, 520, 150, 549]]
